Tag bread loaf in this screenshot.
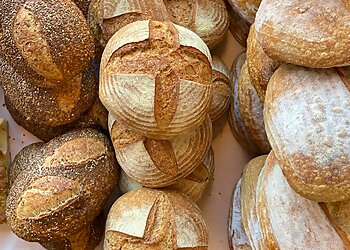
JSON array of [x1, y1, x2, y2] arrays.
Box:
[[104, 188, 209, 249], [0, 119, 10, 224], [255, 0, 350, 68], [256, 152, 349, 248], [109, 113, 212, 187], [264, 64, 350, 202], [6, 129, 118, 242], [210, 56, 231, 122], [100, 20, 213, 139], [1, 0, 94, 86], [89, 0, 169, 47], [246, 24, 280, 102], [73, 0, 91, 17], [228, 53, 270, 155], [163, 0, 229, 49], [118, 147, 214, 202], [227, 0, 260, 24]]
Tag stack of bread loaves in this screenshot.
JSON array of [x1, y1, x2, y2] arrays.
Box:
[[229, 0, 350, 248]]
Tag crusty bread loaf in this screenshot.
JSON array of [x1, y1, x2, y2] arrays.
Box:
[[0, 119, 10, 224], [164, 0, 229, 49], [210, 56, 231, 122], [227, 0, 260, 24], [73, 0, 91, 17], [228, 54, 270, 155], [104, 188, 208, 249], [255, 0, 350, 68], [109, 113, 212, 187], [256, 152, 349, 249], [89, 0, 169, 47], [1, 0, 94, 86], [6, 129, 118, 242], [118, 147, 214, 202], [246, 24, 280, 102], [264, 64, 350, 202], [228, 178, 252, 250], [100, 20, 213, 139]]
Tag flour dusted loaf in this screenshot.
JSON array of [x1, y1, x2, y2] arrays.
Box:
[[109, 113, 211, 187], [100, 20, 213, 139], [104, 188, 209, 249], [265, 64, 350, 202], [210, 56, 231, 122], [118, 147, 214, 202], [255, 0, 350, 68], [228, 53, 270, 155], [6, 129, 118, 243], [0, 119, 10, 224], [0, 0, 94, 86], [246, 24, 279, 102], [89, 0, 169, 47], [163, 0, 229, 49]]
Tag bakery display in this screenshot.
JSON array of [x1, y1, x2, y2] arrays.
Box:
[[104, 188, 209, 249], [0, 119, 10, 224], [100, 20, 213, 139], [6, 129, 118, 246]]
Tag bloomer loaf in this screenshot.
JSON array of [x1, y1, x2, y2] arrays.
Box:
[[0, 0, 94, 86], [104, 188, 208, 249], [6, 129, 118, 243], [100, 20, 213, 139], [118, 147, 214, 202], [163, 0, 229, 49], [255, 0, 350, 68], [109, 114, 211, 187], [265, 64, 350, 202]]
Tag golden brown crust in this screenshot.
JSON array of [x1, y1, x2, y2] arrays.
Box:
[[255, 0, 350, 68], [0, 119, 10, 224], [264, 64, 350, 202], [100, 20, 212, 139], [227, 0, 260, 24], [246, 24, 280, 102], [6, 129, 118, 242], [104, 188, 208, 249], [164, 0, 229, 49], [72, 0, 91, 17], [1, 0, 94, 86]]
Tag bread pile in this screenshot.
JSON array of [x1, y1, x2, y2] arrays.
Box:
[[228, 0, 350, 248]]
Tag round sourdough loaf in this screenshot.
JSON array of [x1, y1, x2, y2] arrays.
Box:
[[255, 0, 350, 68], [108, 114, 212, 187], [228, 54, 271, 155], [264, 64, 350, 202], [226, 3, 251, 47], [246, 24, 280, 102], [100, 20, 213, 139], [118, 147, 214, 202], [89, 0, 169, 47], [6, 129, 118, 242], [104, 188, 209, 249], [255, 152, 350, 248], [0, 0, 94, 86], [163, 0, 229, 49], [209, 56, 231, 122]]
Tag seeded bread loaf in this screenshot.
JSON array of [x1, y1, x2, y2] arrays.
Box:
[[0, 119, 10, 224], [6, 129, 118, 243], [109, 113, 212, 187], [1, 0, 95, 86], [264, 64, 350, 202], [104, 188, 209, 249], [100, 20, 213, 139]]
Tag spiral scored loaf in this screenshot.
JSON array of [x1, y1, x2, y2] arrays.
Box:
[[108, 113, 212, 187], [163, 0, 229, 49], [118, 147, 214, 202], [6, 129, 118, 243], [210, 56, 231, 122], [246, 24, 280, 102], [104, 188, 209, 249], [89, 0, 169, 47], [0, 119, 10, 224], [0, 0, 95, 87], [265, 64, 350, 202], [100, 20, 213, 139], [255, 0, 350, 68]]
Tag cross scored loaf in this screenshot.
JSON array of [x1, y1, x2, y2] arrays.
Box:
[[100, 20, 213, 139]]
